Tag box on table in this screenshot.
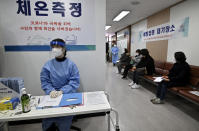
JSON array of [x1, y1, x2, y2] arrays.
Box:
[[0, 77, 24, 98], [0, 97, 20, 111]]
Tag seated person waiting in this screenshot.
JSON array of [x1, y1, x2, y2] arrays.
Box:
[[151, 51, 190, 104], [122, 49, 142, 79], [129, 49, 155, 89], [117, 48, 131, 74]]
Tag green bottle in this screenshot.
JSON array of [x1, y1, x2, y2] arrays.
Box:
[[21, 88, 31, 113]]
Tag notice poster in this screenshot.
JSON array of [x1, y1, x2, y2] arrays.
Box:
[[0, 0, 95, 49]]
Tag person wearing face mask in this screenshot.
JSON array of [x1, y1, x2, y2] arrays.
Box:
[[121, 49, 142, 79], [151, 52, 190, 104], [40, 38, 80, 131], [111, 41, 119, 66], [117, 48, 131, 74], [130, 49, 155, 89]]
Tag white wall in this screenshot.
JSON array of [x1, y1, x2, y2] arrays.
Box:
[[131, 20, 147, 56], [117, 29, 128, 58], [168, 0, 199, 65], [117, 39, 128, 58], [0, 0, 106, 95]]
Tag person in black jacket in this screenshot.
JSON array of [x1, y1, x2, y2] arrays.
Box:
[[151, 51, 190, 104], [117, 48, 131, 74], [131, 49, 155, 89], [122, 49, 142, 79]]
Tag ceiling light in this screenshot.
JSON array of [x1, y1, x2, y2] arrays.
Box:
[[105, 26, 111, 30], [117, 34, 124, 37], [113, 11, 130, 21]]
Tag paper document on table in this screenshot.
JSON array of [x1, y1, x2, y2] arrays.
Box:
[[153, 77, 163, 82], [85, 92, 107, 106], [37, 94, 63, 108], [189, 91, 199, 96]]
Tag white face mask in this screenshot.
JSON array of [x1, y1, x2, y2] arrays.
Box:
[[114, 45, 116, 47], [51, 48, 63, 58]]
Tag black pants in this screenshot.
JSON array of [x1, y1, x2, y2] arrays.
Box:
[[156, 81, 185, 100], [117, 62, 128, 73], [122, 64, 133, 78], [132, 68, 145, 84]]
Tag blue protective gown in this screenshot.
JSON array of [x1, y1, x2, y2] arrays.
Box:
[[40, 58, 80, 131], [111, 46, 119, 64]]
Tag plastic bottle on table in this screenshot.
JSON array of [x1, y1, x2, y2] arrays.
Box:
[[21, 88, 31, 113]]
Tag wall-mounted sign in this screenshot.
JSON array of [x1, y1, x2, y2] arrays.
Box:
[[0, 0, 96, 51], [138, 17, 189, 42]]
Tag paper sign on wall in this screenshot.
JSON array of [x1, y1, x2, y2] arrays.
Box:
[[134, 17, 189, 43], [0, 0, 95, 46]]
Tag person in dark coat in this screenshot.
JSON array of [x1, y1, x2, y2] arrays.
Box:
[[131, 49, 155, 89], [151, 51, 190, 104], [122, 49, 142, 79], [117, 48, 131, 74]]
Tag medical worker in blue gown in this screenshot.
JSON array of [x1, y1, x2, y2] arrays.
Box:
[[40, 38, 80, 131], [111, 42, 119, 66]]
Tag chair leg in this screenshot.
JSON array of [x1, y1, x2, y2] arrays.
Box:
[[71, 125, 81, 131]]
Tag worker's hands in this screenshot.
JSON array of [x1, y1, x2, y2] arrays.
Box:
[[50, 90, 63, 98], [57, 91, 63, 97], [50, 91, 57, 98]]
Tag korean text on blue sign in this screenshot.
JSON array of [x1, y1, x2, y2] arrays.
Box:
[[143, 24, 175, 37]]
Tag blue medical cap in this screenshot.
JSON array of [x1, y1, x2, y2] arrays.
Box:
[[50, 41, 65, 47]]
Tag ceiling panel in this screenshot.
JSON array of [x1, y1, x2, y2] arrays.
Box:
[[106, 0, 183, 34]]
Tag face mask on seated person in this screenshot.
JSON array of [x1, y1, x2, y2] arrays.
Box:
[[51, 48, 63, 58]]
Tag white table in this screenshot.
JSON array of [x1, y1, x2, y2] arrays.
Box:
[[0, 91, 119, 131]]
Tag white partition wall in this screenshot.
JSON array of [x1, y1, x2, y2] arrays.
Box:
[[131, 20, 147, 56], [117, 29, 129, 58], [168, 0, 199, 65]]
